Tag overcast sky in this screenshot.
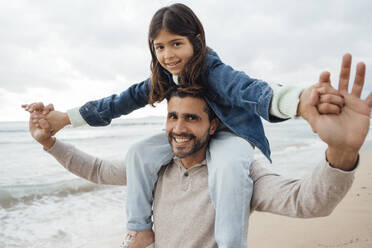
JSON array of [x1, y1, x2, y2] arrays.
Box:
[[1, 0, 371, 121]]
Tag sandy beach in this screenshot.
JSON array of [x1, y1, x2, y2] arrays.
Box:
[[83, 150, 372, 248], [248, 150, 372, 248]]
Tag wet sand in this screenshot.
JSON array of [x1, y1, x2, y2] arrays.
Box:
[[248, 150, 372, 248]]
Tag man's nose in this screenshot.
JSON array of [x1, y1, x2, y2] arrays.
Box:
[[173, 119, 187, 133]]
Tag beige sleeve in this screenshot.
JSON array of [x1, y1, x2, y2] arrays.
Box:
[[250, 158, 356, 218], [270, 84, 305, 119], [46, 139, 127, 185], [67, 107, 88, 127]]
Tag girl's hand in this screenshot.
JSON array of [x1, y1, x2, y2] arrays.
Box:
[[29, 113, 56, 150], [30, 110, 71, 136], [22, 102, 55, 115], [23, 102, 70, 135], [298, 74, 345, 118], [316, 83, 345, 114]]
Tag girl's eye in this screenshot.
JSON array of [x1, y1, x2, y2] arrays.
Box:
[[174, 42, 182, 47], [155, 46, 164, 50]]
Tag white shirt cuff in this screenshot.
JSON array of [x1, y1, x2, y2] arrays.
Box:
[[67, 107, 87, 127], [270, 84, 305, 119]]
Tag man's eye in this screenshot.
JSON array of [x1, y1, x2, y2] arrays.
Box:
[[155, 46, 163, 50], [168, 114, 177, 120], [174, 42, 182, 47], [187, 115, 197, 121]]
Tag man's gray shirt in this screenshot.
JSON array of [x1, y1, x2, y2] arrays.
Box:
[[47, 139, 355, 248]]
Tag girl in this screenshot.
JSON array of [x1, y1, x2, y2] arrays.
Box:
[[25, 3, 343, 248]]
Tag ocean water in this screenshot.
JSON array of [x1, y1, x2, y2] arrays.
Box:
[[1, 117, 371, 247]]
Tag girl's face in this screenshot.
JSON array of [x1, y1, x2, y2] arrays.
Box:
[[153, 29, 194, 75]]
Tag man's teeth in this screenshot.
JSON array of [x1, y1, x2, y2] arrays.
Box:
[[175, 137, 190, 143]]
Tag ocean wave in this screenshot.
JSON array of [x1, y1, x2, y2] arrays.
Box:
[[59, 133, 139, 142], [0, 179, 107, 209], [110, 121, 164, 127], [0, 129, 28, 133]]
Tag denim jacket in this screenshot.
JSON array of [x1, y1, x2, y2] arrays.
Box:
[[79, 49, 287, 161]]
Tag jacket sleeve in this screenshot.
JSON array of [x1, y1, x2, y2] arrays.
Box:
[[78, 79, 151, 126], [46, 139, 127, 185], [206, 51, 302, 122], [250, 158, 356, 218]]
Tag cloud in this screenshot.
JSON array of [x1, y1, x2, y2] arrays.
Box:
[[0, 0, 371, 121]]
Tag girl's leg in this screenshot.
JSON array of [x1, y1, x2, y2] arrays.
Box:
[[125, 132, 173, 231], [207, 131, 254, 248]]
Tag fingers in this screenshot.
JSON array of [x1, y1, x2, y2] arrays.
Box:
[[338, 53, 352, 93], [319, 94, 344, 108], [316, 85, 339, 96], [317, 103, 341, 114], [39, 119, 51, 130], [316, 83, 345, 113], [30, 112, 46, 128], [22, 102, 45, 113], [309, 87, 319, 106], [319, 71, 331, 85], [365, 92, 372, 108], [42, 104, 55, 115], [307, 88, 320, 122], [351, 62, 366, 98], [22, 104, 31, 111]]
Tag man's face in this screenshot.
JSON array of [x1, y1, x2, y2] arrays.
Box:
[[166, 96, 218, 161]]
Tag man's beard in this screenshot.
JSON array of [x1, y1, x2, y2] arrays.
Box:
[[168, 132, 210, 158]]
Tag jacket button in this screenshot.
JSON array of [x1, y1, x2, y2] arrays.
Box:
[[184, 172, 189, 177]]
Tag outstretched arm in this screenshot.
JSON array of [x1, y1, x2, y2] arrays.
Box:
[[23, 79, 151, 134], [252, 53, 371, 217], [205, 50, 344, 122], [251, 158, 355, 217], [27, 112, 126, 185], [46, 139, 126, 185]]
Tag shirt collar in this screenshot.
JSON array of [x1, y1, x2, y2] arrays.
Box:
[[173, 157, 207, 170], [172, 75, 179, 85]]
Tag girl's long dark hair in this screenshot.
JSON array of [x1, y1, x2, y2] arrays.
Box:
[[148, 3, 208, 105]]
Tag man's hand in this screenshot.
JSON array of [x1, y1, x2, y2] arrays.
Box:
[[22, 102, 71, 135], [298, 76, 345, 118], [31, 110, 71, 136], [303, 54, 372, 170], [29, 113, 56, 150], [22, 102, 55, 115]]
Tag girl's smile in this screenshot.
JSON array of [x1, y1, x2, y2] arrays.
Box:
[[153, 29, 194, 75]]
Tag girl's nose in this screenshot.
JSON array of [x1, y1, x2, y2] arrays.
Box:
[[164, 48, 175, 59]]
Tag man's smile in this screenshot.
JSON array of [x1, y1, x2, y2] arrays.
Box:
[[174, 136, 191, 143], [169, 133, 195, 149]]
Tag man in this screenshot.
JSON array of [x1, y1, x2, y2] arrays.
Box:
[[28, 54, 371, 247]]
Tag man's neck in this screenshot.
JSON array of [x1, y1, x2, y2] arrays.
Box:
[[180, 148, 207, 169]]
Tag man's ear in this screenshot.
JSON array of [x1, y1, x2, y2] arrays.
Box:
[[209, 118, 219, 135]]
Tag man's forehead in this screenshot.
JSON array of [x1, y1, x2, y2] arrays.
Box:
[[167, 96, 207, 113]]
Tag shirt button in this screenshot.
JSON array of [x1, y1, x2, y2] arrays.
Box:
[[184, 172, 189, 177]]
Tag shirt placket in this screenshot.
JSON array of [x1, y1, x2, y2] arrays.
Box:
[[181, 170, 191, 191]]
